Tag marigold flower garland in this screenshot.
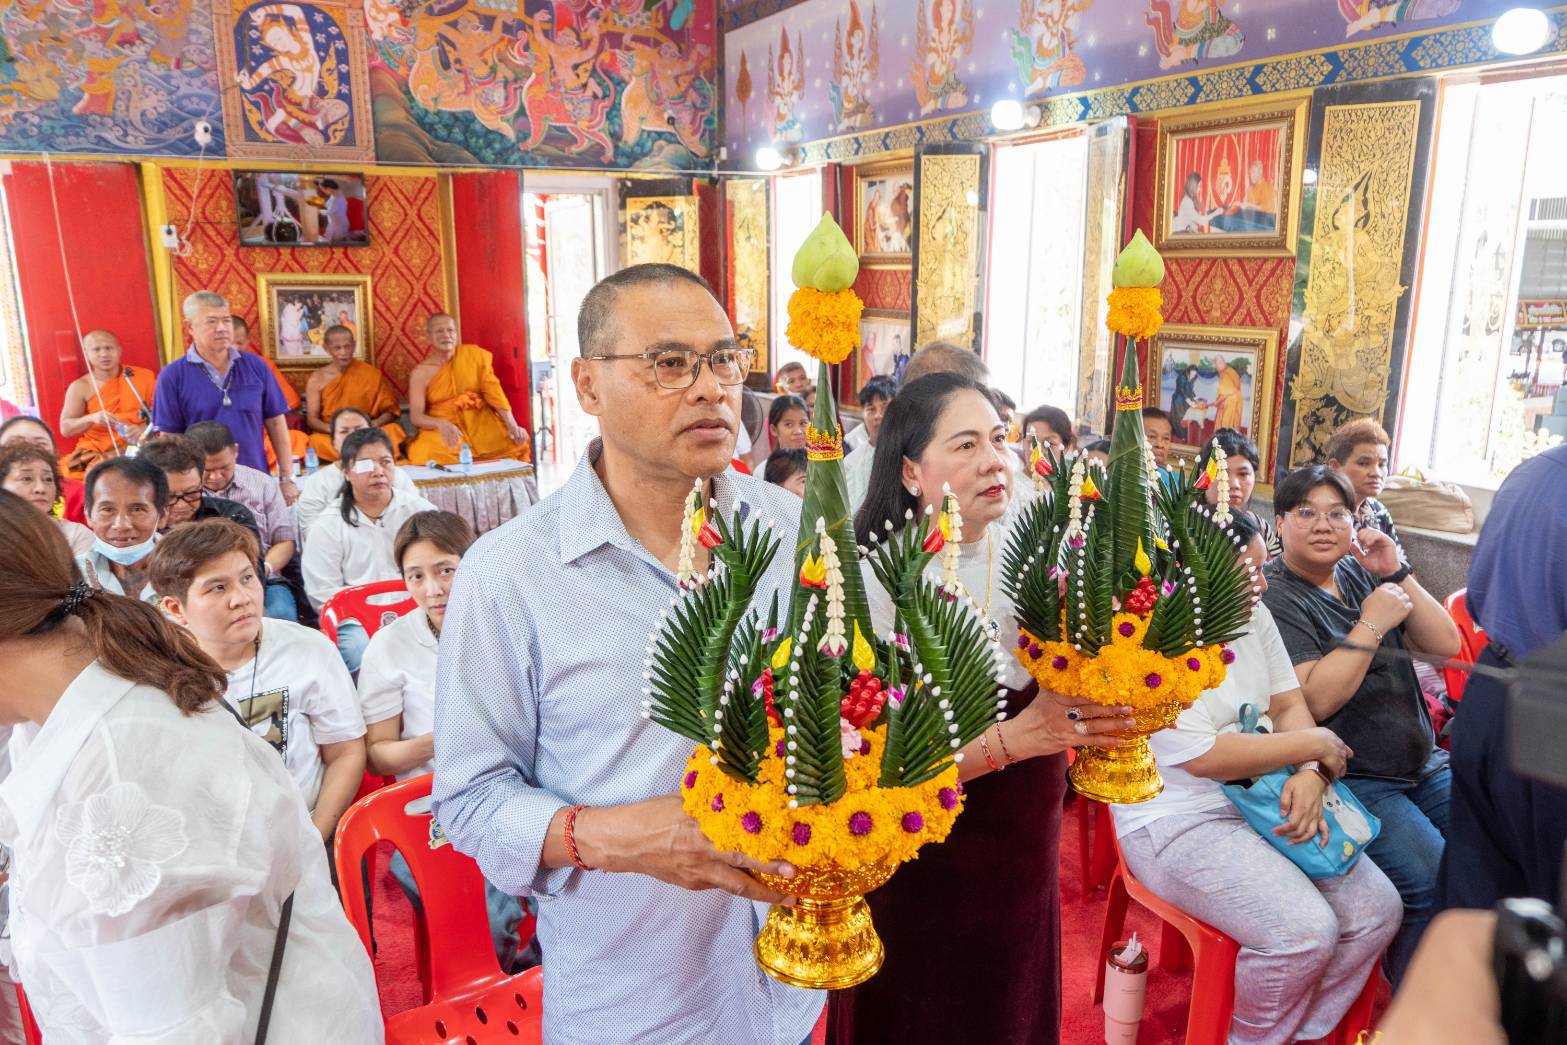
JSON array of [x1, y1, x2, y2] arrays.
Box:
[[786, 287, 864, 365]]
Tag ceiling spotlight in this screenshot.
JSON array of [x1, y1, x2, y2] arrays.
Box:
[[990, 99, 1041, 132], [755, 146, 785, 172], [1493, 7, 1551, 55]]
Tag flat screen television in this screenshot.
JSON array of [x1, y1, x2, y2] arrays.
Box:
[[234, 170, 369, 247]]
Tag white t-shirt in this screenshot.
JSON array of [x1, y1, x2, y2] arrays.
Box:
[[295, 462, 418, 536], [357, 609, 436, 781], [301, 489, 438, 610], [1112, 602, 1301, 837], [843, 440, 875, 512], [222, 618, 366, 810]]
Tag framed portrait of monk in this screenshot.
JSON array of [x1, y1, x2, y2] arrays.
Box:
[[1154, 95, 1308, 257], [1148, 323, 1281, 470], [257, 272, 373, 369]]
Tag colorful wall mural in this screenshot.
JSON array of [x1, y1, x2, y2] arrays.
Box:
[[364, 0, 719, 168], [0, 0, 224, 156], [722, 0, 1519, 161]]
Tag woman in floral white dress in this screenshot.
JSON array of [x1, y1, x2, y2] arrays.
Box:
[[0, 490, 381, 1043]]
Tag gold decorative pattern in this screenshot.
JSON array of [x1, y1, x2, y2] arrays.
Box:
[[1194, 66, 1253, 105], [726, 179, 771, 373], [1250, 52, 1335, 95], [1287, 100, 1421, 467], [624, 196, 701, 271], [752, 860, 897, 990], [1338, 40, 1408, 81], [1408, 24, 1494, 68], [1085, 86, 1135, 121], [1132, 78, 1197, 114], [913, 152, 982, 349]]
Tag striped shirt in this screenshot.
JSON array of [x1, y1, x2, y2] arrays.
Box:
[[433, 440, 822, 1045]]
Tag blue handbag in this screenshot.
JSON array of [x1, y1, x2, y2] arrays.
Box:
[[1220, 704, 1381, 879]]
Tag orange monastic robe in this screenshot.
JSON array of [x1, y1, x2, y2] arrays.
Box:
[[403, 343, 529, 466], [307, 360, 408, 462], [62, 366, 156, 478], [247, 347, 301, 411]]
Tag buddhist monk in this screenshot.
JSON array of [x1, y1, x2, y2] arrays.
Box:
[[304, 325, 406, 462], [233, 315, 301, 413], [58, 330, 156, 478], [403, 313, 530, 465]]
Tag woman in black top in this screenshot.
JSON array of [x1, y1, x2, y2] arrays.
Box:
[[1262, 465, 1461, 987]]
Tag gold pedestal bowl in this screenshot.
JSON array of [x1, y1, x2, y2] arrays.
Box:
[[752, 860, 898, 990], [1067, 698, 1184, 805]]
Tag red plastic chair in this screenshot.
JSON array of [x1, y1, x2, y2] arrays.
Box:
[[1095, 843, 1381, 1045], [334, 774, 542, 1043], [320, 580, 416, 645], [1442, 589, 1489, 703]]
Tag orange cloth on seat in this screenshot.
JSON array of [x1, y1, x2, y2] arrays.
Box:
[[403, 343, 528, 466], [306, 360, 407, 462], [247, 347, 301, 411], [61, 366, 156, 478]]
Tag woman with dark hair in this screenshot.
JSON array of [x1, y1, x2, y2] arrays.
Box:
[[0, 491, 379, 1040], [1440, 444, 1567, 911], [296, 407, 419, 533], [0, 442, 94, 554], [1263, 464, 1461, 986], [762, 447, 807, 496], [301, 427, 436, 670], [767, 393, 809, 452], [1113, 508, 1400, 1045], [1021, 403, 1074, 451], [834, 374, 1133, 1045]]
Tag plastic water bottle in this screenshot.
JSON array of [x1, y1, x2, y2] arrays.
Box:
[[458, 442, 473, 475], [304, 446, 319, 476]]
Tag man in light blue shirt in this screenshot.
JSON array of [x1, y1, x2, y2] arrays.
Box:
[[434, 264, 823, 1045]]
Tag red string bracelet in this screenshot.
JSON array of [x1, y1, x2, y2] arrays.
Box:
[[564, 804, 593, 871]]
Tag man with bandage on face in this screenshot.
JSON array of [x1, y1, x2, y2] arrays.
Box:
[[301, 427, 436, 671]]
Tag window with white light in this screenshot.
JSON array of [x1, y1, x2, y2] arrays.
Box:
[[0, 178, 31, 411], [771, 171, 822, 383]]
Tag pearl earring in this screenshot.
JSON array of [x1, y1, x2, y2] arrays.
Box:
[[909, 485, 920, 497]]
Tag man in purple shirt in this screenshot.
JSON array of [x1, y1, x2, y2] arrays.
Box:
[[152, 290, 300, 505]]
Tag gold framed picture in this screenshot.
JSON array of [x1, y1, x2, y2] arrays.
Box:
[[1154, 95, 1308, 257], [1147, 323, 1280, 468], [256, 272, 373, 369], [844, 309, 911, 407], [625, 196, 700, 271], [851, 156, 915, 263]]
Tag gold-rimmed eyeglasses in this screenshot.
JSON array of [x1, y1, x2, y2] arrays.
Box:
[[585, 347, 755, 389]]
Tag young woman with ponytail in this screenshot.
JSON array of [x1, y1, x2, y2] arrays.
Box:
[[0, 491, 380, 1042]]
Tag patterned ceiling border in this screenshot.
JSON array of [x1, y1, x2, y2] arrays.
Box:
[[721, 0, 815, 32], [786, 10, 1567, 167]]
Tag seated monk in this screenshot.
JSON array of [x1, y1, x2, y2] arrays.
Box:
[[403, 313, 530, 465], [304, 325, 406, 462], [58, 329, 156, 478]]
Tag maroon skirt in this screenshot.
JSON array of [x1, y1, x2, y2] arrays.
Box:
[[828, 683, 1066, 1045]]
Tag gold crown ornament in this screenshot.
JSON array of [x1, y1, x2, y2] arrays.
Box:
[[806, 421, 844, 461]]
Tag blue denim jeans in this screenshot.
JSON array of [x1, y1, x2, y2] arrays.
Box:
[[262, 579, 298, 622], [388, 850, 529, 971], [1341, 748, 1451, 988], [335, 618, 369, 674]]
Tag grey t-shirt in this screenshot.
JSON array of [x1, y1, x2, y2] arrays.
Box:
[[1262, 556, 1434, 782]]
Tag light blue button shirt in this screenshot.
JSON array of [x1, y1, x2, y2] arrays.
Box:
[[433, 441, 822, 1045]]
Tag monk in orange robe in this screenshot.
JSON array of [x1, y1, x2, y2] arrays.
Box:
[[233, 315, 302, 412], [58, 330, 156, 478], [404, 313, 530, 466], [304, 324, 406, 462]]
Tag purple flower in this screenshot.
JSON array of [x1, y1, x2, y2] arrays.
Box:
[[1186, 657, 1202, 671], [893, 633, 911, 652], [1161, 580, 1177, 596], [956, 781, 965, 795], [1221, 648, 1236, 665], [1017, 634, 1030, 650], [775, 738, 787, 757], [887, 686, 906, 708], [791, 822, 812, 845], [762, 626, 779, 642], [1144, 673, 1162, 688], [1051, 655, 1069, 670], [848, 812, 873, 837], [859, 738, 872, 756], [901, 812, 924, 833], [1118, 621, 1136, 638], [1029, 644, 1043, 660], [683, 770, 698, 789], [938, 787, 959, 811], [741, 812, 762, 835], [711, 794, 725, 812]]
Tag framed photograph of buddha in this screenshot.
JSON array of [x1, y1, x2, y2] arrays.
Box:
[[256, 272, 373, 369], [1148, 323, 1280, 468], [1154, 95, 1308, 256]]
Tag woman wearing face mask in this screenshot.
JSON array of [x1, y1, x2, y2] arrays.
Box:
[[0, 443, 94, 554], [77, 456, 168, 602], [357, 510, 531, 970], [830, 373, 1133, 1045], [0, 493, 381, 1041], [302, 428, 437, 671]]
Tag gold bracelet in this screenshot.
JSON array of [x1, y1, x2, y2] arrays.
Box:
[[994, 723, 1016, 765], [980, 729, 1003, 772], [1353, 618, 1385, 644]]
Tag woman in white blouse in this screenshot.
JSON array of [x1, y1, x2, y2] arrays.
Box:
[[0, 442, 94, 555], [0, 490, 381, 1042], [358, 508, 529, 970], [295, 408, 419, 535], [302, 427, 435, 671]]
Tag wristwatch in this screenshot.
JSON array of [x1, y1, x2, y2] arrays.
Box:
[[1378, 563, 1413, 585], [1299, 760, 1334, 785]]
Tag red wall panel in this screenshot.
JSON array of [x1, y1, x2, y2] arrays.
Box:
[[450, 170, 530, 430], [5, 162, 158, 445]]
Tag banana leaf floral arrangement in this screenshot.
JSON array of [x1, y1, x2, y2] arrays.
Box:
[[642, 214, 1006, 990], [1001, 231, 1261, 805]]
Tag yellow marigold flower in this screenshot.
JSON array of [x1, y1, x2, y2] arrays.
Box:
[[786, 287, 863, 365], [1013, 623, 1232, 712], [1106, 286, 1164, 341]]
